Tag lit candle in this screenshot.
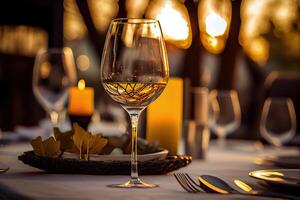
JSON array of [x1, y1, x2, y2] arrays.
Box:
[[146, 78, 183, 155], [68, 79, 94, 116]]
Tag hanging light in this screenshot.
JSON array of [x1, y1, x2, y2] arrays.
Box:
[[198, 0, 232, 54], [146, 0, 192, 49]]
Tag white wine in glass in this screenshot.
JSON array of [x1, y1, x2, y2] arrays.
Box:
[[101, 18, 169, 188]]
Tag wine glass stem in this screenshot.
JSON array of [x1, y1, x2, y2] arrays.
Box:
[[218, 131, 226, 147], [130, 113, 139, 181], [50, 111, 59, 126]]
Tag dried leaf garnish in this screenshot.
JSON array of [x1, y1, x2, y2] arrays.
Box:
[[30, 136, 61, 158], [30, 136, 44, 156], [89, 134, 108, 154], [54, 127, 74, 152], [101, 135, 128, 154], [72, 123, 108, 160]]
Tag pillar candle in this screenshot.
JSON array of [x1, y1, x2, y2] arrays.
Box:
[[146, 78, 183, 155], [68, 79, 94, 116]]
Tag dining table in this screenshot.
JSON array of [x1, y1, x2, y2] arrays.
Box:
[[0, 139, 299, 200]]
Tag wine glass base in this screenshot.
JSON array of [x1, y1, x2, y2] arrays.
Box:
[[108, 178, 158, 188]]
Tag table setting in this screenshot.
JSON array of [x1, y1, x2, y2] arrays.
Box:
[[1, 0, 300, 200]]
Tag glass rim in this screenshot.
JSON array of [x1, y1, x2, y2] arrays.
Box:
[[111, 18, 159, 25]]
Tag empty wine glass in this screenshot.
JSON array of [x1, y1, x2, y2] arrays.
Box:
[[101, 18, 169, 188], [32, 48, 77, 126], [209, 90, 241, 146], [260, 97, 296, 147]]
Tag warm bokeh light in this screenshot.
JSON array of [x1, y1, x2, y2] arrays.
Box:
[[244, 37, 269, 64], [76, 55, 90, 71], [78, 79, 86, 90], [205, 12, 227, 37], [156, 5, 189, 41], [146, 0, 192, 49], [239, 0, 300, 65], [198, 0, 232, 54], [0, 26, 47, 56], [88, 0, 118, 32], [40, 62, 51, 79], [126, 0, 149, 18], [64, 0, 87, 40]]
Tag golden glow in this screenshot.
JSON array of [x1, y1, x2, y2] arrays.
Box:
[[40, 62, 51, 79], [0, 26, 47, 56], [239, 0, 300, 64], [78, 79, 86, 90], [147, 79, 183, 155], [62, 47, 77, 86], [121, 23, 134, 48], [245, 37, 269, 64], [64, 0, 87, 40], [200, 34, 226, 54], [146, 0, 192, 49], [198, 177, 229, 194], [205, 12, 227, 37], [76, 55, 90, 71], [198, 0, 232, 54], [88, 0, 118, 32], [126, 0, 149, 18], [234, 180, 253, 192], [156, 4, 189, 40]]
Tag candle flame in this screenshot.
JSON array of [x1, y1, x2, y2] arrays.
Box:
[[78, 79, 85, 90], [205, 12, 227, 37]]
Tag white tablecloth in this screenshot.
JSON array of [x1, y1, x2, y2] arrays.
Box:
[[0, 141, 298, 200]]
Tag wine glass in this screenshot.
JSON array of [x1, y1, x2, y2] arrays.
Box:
[[209, 90, 241, 146], [260, 97, 296, 147], [100, 18, 169, 188], [33, 48, 77, 126]]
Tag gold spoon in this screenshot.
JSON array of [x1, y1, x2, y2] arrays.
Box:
[[234, 179, 299, 200]]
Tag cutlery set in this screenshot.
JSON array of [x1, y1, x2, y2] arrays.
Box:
[[174, 173, 300, 200]]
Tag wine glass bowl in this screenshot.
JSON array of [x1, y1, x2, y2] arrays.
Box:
[[32, 48, 77, 125], [100, 18, 169, 188], [209, 90, 241, 145], [260, 97, 297, 147]]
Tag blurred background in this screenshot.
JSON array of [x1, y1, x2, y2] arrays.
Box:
[[0, 0, 299, 144]]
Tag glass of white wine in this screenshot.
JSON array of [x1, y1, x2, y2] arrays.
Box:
[[32, 48, 77, 126], [101, 18, 169, 188]]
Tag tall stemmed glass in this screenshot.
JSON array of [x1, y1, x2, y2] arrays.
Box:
[[209, 90, 241, 146], [101, 18, 169, 188], [33, 48, 77, 126], [260, 97, 296, 147]]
